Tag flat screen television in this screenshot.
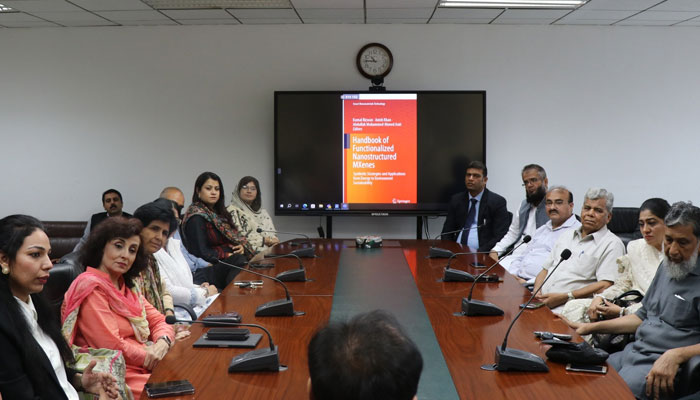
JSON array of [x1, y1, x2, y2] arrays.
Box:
[[274, 91, 485, 216]]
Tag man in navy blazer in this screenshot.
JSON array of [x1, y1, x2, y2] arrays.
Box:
[[441, 161, 511, 252]]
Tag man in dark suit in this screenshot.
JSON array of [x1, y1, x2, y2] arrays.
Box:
[[73, 188, 132, 252], [441, 161, 511, 252]]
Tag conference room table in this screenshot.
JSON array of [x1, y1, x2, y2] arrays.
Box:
[[145, 239, 634, 399]]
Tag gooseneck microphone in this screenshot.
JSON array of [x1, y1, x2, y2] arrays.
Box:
[[165, 316, 280, 372], [460, 235, 532, 316], [261, 230, 317, 258], [263, 253, 307, 282], [429, 224, 484, 258], [442, 250, 495, 282], [215, 258, 303, 317], [256, 227, 311, 246], [428, 228, 467, 258], [487, 249, 572, 372]]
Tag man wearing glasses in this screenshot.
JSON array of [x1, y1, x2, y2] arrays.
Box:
[[489, 164, 550, 263]]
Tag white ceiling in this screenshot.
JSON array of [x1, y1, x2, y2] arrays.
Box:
[[2, 0, 700, 28]]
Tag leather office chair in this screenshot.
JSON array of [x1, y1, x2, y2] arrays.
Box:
[[676, 356, 700, 398], [607, 207, 642, 246], [44, 251, 84, 317], [43, 221, 86, 262]]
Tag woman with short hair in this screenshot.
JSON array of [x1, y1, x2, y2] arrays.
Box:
[[62, 217, 174, 399]]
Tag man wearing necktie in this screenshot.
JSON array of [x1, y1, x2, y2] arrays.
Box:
[[441, 161, 510, 252]]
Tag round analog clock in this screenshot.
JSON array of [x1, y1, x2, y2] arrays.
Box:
[[356, 43, 393, 79]]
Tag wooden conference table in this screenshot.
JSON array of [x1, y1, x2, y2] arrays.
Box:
[[145, 239, 634, 399]]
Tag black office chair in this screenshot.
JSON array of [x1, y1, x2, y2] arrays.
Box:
[[607, 207, 642, 246], [676, 356, 700, 398]]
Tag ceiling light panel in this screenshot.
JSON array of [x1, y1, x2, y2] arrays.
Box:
[[440, 0, 587, 9], [144, 0, 290, 9], [1, 0, 84, 12]]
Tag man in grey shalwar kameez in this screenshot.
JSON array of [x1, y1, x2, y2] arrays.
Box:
[[570, 201, 700, 400]]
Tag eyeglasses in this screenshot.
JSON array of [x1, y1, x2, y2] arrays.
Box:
[[241, 185, 257, 191], [522, 178, 541, 187]]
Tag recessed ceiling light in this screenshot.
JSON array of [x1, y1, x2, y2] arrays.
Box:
[[439, 0, 587, 9], [143, 0, 291, 9]]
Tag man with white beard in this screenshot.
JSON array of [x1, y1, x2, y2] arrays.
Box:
[[569, 201, 700, 400]]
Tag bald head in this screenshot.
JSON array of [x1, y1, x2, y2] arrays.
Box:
[[160, 187, 185, 207]]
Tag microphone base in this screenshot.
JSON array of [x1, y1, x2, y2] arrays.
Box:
[[429, 247, 454, 258], [228, 346, 280, 372], [494, 346, 549, 372], [443, 267, 476, 282], [290, 247, 316, 258], [461, 298, 504, 316], [275, 268, 306, 282], [255, 298, 295, 317]]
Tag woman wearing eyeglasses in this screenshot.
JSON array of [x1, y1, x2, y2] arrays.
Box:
[[227, 176, 279, 254]]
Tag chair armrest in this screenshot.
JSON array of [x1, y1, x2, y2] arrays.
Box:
[[676, 355, 700, 397]]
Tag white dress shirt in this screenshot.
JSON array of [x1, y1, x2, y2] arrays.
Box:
[[456, 190, 483, 250], [504, 214, 581, 280], [15, 295, 79, 400]]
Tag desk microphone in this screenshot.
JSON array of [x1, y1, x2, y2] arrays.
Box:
[[460, 235, 532, 316], [215, 258, 303, 317], [257, 227, 311, 246], [442, 250, 495, 282], [264, 253, 308, 282], [486, 249, 571, 373], [165, 316, 280, 372], [429, 225, 483, 258], [262, 231, 317, 257]]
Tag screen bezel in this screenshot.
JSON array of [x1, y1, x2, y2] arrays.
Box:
[[273, 90, 486, 216]]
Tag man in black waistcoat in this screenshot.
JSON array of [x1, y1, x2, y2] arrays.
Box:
[[73, 188, 132, 252]]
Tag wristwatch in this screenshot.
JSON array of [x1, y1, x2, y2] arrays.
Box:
[[158, 335, 172, 348], [567, 292, 575, 301]]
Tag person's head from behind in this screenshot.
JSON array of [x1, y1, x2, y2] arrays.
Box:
[[464, 161, 487, 196], [160, 187, 185, 218], [638, 198, 671, 251], [580, 187, 614, 236], [521, 164, 548, 205], [236, 176, 262, 211], [102, 189, 124, 216], [80, 217, 146, 288], [0, 215, 52, 302], [308, 310, 423, 400], [545, 186, 573, 229], [193, 172, 227, 214], [662, 201, 700, 280], [134, 199, 177, 255]]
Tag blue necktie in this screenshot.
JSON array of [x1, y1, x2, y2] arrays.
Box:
[[461, 198, 478, 245]]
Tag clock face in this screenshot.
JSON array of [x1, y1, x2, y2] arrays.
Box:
[[357, 43, 393, 79]]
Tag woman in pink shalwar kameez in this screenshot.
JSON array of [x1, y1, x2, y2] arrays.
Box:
[[62, 217, 174, 399]]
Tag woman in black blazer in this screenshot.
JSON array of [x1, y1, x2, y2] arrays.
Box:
[[0, 215, 119, 400]]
